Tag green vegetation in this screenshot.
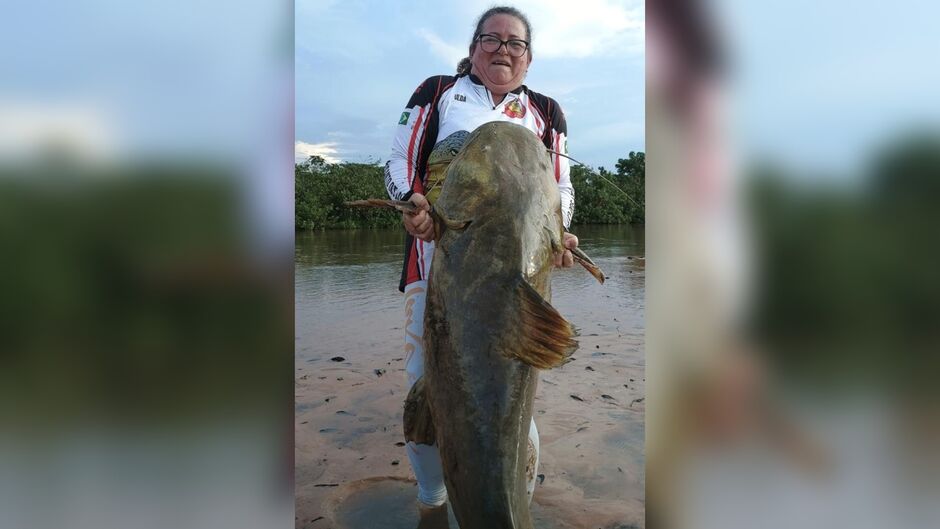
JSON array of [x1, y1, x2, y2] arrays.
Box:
[[0, 168, 288, 424], [295, 152, 645, 230], [749, 132, 940, 393], [295, 156, 400, 230], [569, 151, 645, 225]]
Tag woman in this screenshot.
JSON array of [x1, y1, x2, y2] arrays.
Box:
[[384, 6, 579, 513]]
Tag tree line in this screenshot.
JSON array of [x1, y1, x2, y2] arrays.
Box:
[[295, 152, 645, 230], [748, 131, 940, 393]]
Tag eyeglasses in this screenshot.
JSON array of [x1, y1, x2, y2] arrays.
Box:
[[476, 34, 529, 57]]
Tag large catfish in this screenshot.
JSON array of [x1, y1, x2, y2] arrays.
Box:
[[403, 121, 602, 529]]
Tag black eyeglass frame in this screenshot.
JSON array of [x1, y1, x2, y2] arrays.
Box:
[[475, 34, 530, 57]]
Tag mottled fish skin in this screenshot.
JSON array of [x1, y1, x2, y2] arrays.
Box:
[[425, 130, 471, 203], [428, 130, 471, 167], [423, 122, 571, 529]]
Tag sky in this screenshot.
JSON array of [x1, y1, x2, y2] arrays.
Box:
[[715, 0, 940, 178], [1, 0, 293, 163], [2, 0, 935, 181], [295, 0, 645, 169]]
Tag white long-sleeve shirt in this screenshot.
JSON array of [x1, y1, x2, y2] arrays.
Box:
[[385, 73, 574, 291]]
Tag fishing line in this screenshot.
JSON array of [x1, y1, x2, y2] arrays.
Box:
[[423, 147, 644, 212], [546, 149, 645, 210]]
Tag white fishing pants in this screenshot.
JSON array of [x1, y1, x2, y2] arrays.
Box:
[[403, 279, 541, 507]]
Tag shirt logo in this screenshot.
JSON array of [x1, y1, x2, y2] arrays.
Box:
[[398, 111, 410, 125], [454, 93, 466, 102], [502, 99, 526, 119]]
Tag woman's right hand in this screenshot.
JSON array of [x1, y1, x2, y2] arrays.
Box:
[[403, 193, 435, 242]]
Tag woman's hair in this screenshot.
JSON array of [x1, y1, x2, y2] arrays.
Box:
[[456, 6, 532, 75]]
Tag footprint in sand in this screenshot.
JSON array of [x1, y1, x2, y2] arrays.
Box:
[[320, 477, 454, 529], [317, 476, 571, 529]]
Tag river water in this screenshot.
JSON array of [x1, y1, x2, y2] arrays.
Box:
[[296, 224, 644, 359]]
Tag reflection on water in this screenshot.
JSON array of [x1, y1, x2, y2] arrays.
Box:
[[295, 224, 644, 361], [295, 229, 406, 267], [549, 225, 645, 333], [294, 223, 645, 361], [295, 229, 405, 359]]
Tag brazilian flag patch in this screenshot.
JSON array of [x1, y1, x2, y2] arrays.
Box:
[[398, 111, 410, 125]]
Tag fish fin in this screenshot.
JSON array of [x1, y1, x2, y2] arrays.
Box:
[[511, 277, 579, 369], [545, 226, 563, 254], [571, 246, 606, 284], [403, 376, 436, 445], [544, 228, 605, 284]]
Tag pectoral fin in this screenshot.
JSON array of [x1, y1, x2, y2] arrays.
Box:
[[545, 227, 606, 284], [571, 247, 606, 284], [509, 277, 579, 369], [403, 376, 436, 445]]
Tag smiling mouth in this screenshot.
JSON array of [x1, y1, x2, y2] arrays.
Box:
[[491, 61, 511, 67]]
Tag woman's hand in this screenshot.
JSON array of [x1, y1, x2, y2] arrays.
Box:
[[554, 232, 579, 268], [403, 193, 435, 242]]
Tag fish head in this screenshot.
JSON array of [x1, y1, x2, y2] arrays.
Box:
[[435, 122, 563, 286]]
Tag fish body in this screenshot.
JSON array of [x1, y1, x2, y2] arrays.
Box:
[[348, 121, 602, 526], [418, 121, 577, 528]]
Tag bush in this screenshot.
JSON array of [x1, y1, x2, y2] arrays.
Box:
[[570, 152, 645, 225], [295, 156, 400, 229], [295, 152, 645, 229]]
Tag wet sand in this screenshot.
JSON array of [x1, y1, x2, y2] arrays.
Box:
[[296, 230, 644, 529]]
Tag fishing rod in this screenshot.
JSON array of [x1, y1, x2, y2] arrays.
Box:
[[546, 149, 645, 211]]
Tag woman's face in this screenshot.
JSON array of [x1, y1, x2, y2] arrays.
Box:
[[469, 14, 532, 96]]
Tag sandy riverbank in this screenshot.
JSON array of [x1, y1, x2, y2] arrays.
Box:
[[295, 318, 644, 529]]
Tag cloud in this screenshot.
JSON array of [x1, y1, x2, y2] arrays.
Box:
[[0, 100, 116, 161], [295, 140, 341, 163], [415, 28, 467, 69], [415, 2, 642, 64], [511, 0, 644, 58]]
